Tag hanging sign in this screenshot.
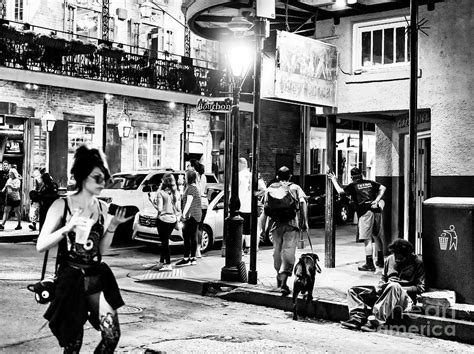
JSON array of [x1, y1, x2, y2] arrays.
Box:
[[196, 98, 233, 113], [262, 31, 338, 107]]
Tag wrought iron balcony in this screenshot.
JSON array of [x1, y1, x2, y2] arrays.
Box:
[[0, 21, 227, 97]]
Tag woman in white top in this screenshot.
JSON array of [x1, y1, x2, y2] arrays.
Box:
[[149, 173, 181, 271], [0, 168, 22, 230]]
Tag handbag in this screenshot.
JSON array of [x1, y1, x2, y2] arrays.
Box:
[[27, 198, 68, 304]]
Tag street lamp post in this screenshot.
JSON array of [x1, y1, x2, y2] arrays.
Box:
[[220, 35, 253, 283]]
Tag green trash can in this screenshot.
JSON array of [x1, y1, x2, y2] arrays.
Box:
[[422, 197, 474, 304]]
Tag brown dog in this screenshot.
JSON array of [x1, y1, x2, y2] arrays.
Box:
[[292, 253, 321, 320]]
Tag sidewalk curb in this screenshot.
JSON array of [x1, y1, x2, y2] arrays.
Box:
[[138, 277, 474, 345], [0, 234, 36, 243]]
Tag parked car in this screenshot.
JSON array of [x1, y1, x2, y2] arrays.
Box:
[[99, 168, 220, 242], [99, 169, 220, 210], [131, 190, 225, 252], [290, 174, 355, 224]]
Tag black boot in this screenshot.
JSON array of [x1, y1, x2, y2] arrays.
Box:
[[358, 255, 375, 271], [375, 251, 384, 267]]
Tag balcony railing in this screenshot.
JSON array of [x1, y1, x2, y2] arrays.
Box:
[[0, 21, 227, 97]]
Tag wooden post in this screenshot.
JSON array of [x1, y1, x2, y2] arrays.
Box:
[[325, 115, 336, 268]]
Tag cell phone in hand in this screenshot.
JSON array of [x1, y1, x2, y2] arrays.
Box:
[[107, 203, 138, 218]]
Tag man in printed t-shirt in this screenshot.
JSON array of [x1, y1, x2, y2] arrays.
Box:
[[329, 167, 386, 272]]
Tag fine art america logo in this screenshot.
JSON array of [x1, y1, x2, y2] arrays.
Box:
[[439, 225, 458, 251], [196, 98, 233, 113]]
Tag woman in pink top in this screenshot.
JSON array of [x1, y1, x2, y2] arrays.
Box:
[[0, 168, 22, 230]]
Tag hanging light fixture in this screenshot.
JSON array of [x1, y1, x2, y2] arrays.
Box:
[[41, 87, 57, 132], [41, 110, 57, 132], [117, 98, 132, 138]]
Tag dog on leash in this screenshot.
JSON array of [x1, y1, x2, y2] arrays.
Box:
[[292, 253, 321, 320]]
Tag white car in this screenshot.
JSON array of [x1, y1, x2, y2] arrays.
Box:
[[132, 191, 225, 252], [99, 169, 220, 210]]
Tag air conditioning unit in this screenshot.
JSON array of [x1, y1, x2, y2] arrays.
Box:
[[116, 8, 127, 21]]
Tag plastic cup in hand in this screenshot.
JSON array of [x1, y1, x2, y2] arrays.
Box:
[[75, 218, 94, 244]]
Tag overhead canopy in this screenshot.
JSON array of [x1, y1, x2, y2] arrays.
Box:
[[182, 0, 442, 40]]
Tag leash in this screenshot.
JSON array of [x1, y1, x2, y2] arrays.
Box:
[[304, 230, 313, 253]]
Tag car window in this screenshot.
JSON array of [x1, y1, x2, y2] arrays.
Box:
[[107, 174, 147, 190], [205, 173, 218, 183], [146, 173, 165, 187]]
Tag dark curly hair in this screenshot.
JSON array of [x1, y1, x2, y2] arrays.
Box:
[[388, 239, 414, 257], [70, 145, 110, 191], [185, 169, 197, 184]]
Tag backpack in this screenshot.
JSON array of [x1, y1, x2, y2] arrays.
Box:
[[264, 183, 299, 222]]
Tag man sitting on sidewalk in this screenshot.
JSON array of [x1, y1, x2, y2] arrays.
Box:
[[341, 239, 425, 332]]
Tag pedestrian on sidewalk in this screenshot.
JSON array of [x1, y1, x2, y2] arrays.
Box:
[[341, 239, 425, 332], [148, 173, 181, 271], [37, 172, 59, 231], [36, 144, 133, 353], [189, 160, 208, 258], [176, 169, 202, 266], [28, 168, 43, 231], [238, 157, 252, 254], [260, 166, 308, 296], [328, 167, 386, 272], [0, 160, 10, 219], [0, 167, 22, 230]]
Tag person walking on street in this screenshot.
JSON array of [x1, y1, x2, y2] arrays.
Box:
[[329, 167, 386, 271], [36, 145, 132, 353], [148, 173, 181, 271], [260, 166, 308, 296], [0, 167, 22, 230], [176, 169, 202, 266], [238, 157, 252, 254], [341, 239, 425, 332]]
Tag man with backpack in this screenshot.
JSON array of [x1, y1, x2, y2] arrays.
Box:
[[261, 166, 308, 296]]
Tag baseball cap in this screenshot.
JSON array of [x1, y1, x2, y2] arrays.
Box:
[[350, 167, 362, 176]]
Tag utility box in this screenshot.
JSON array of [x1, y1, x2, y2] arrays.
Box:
[[422, 197, 474, 304]]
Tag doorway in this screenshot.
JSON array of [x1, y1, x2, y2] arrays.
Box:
[[403, 132, 431, 254]]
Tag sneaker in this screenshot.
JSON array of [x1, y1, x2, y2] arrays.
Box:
[[29, 224, 36, 231], [358, 263, 376, 272], [190, 257, 197, 265], [375, 261, 384, 268], [175, 258, 191, 266], [243, 247, 250, 254], [280, 284, 291, 296], [151, 263, 164, 271], [14, 225, 22, 230], [361, 315, 381, 332], [161, 264, 173, 271], [340, 318, 363, 330]]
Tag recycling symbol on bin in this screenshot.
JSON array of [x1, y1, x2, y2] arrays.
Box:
[[438, 225, 458, 251]]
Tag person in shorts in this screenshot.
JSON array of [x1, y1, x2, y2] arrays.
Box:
[[0, 167, 22, 230], [329, 167, 386, 271], [238, 158, 252, 254]]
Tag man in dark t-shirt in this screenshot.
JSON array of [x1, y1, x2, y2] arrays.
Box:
[[329, 167, 386, 272]]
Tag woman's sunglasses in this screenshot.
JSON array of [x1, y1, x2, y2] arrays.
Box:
[[89, 175, 106, 184]]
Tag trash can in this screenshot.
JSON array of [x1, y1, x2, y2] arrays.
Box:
[[422, 197, 474, 304]]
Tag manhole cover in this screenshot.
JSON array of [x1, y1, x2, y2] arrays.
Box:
[[118, 305, 143, 314]]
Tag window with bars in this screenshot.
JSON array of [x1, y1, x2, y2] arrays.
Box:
[[136, 130, 162, 169], [353, 17, 410, 70]]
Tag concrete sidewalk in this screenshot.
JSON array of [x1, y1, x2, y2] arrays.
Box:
[[121, 225, 474, 345], [0, 220, 39, 243]]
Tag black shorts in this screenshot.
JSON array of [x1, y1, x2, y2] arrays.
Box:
[[240, 212, 251, 235], [6, 197, 20, 208]]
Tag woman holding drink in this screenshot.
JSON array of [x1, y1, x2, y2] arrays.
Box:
[[36, 145, 133, 353]]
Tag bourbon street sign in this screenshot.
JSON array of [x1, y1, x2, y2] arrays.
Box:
[[196, 98, 233, 113]]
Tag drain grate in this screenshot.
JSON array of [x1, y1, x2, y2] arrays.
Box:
[[118, 305, 143, 314]]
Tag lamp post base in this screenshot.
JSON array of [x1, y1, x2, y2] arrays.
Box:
[[248, 269, 257, 284], [221, 214, 247, 282]]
